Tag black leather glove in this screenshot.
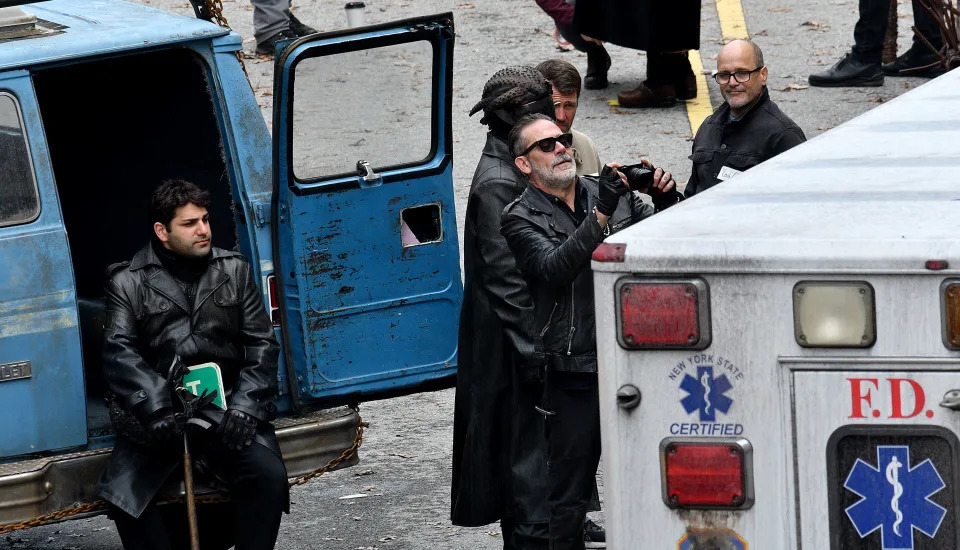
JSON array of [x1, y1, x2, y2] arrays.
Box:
[[652, 188, 683, 212], [219, 409, 258, 451], [146, 408, 181, 446], [597, 165, 629, 216]]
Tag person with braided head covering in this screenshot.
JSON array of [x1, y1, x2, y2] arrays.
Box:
[[451, 66, 558, 548], [468, 66, 556, 141]]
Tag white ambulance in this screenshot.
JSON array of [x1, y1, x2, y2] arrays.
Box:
[[592, 68, 960, 549]]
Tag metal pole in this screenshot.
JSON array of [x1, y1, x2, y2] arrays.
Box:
[[183, 433, 200, 550]]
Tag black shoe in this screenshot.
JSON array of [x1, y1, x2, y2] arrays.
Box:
[[809, 53, 883, 87], [286, 10, 317, 37], [255, 29, 298, 56], [883, 47, 944, 78], [583, 517, 606, 548], [585, 48, 611, 90]]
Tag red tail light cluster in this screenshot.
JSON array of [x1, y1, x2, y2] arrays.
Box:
[[660, 438, 754, 510], [616, 278, 711, 350], [267, 275, 281, 327]]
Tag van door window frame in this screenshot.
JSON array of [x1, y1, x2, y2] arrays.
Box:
[[276, 17, 449, 193], [0, 91, 41, 228]]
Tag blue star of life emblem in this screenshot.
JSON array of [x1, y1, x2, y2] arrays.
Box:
[[844, 445, 947, 550], [679, 366, 733, 422]]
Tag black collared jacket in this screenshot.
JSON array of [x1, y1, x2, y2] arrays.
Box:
[[98, 243, 281, 517], [685, 86, 805, 197], [500, 178, 670, 373]]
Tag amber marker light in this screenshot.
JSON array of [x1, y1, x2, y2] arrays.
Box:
[[943, 281, 960, 349]]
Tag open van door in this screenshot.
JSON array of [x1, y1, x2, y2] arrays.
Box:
[[0, 71, 86, 455], [271, 14, 461, 406]]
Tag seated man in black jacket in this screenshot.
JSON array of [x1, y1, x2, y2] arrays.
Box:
[[686, 39, 805, 197], [501, 114, 681, 550], [99, 180, 287, 550]]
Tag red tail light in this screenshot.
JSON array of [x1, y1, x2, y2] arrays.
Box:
[[267, 275, 281, 327], [616, 278, 711, 349], [660, 438, 754, 509]]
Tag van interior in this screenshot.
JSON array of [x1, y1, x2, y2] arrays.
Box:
[[32, 47, 239, 438]]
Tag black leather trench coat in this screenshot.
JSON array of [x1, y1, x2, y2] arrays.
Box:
[[451, 132, 552, 526], [98, 243, 282, 518]]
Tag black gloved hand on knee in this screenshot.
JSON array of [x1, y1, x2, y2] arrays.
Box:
[[220, 408, 258, 451]]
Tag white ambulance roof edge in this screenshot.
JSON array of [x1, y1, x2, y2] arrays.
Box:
[[594, 68, 960, 275]]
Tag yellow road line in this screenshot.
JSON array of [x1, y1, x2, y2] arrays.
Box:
[[716, 0, 749, 41], [685, 50, 714, 136]]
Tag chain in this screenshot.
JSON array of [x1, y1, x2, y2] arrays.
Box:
[[290, 405, 367, 487], [203, 0, 249, 77], [0, 501, 109, 536], [0, 406, 366, 534]]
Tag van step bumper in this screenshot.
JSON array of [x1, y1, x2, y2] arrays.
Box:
[[0, 406, 360, 526]]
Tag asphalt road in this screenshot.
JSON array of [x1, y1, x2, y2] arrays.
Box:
[[7, 0, 940, 548]]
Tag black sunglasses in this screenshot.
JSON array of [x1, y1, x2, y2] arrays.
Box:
[[519, 133, 574, 157]]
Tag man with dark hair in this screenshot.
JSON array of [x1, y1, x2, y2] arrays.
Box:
[[502, 114, 680, 550], [686, 40, 805, 197], [536, 59, 604, 177], [809, 0, 944, 87], [99, 179, 288, 550], [451, 66, 558, 549]]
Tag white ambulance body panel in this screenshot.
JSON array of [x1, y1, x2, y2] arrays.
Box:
[[593, 68, 960, 549]]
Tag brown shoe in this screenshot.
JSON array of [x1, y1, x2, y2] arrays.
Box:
[[617, 82, 677, 108]]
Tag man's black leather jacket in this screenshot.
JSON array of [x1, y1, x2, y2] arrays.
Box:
[[102, 243, 280, 423], [501, 177, 676, 373]]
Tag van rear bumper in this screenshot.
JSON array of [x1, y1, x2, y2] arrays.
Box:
[[0, 406, 360, 526]]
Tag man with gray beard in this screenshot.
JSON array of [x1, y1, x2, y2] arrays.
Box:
[[501, 114, 681, 550], [685, 39, 805, 197]]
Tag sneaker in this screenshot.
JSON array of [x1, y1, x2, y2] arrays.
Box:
[[583, 517, 606, 548], [255, 28, 298, 56], [286, 10, 317, 37], [808, 53, 883, 87]]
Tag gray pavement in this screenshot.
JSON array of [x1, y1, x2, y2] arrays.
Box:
[[7, 0, 941, 548]]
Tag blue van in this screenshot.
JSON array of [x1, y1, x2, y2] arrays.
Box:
[[0, 0, 460, 534]]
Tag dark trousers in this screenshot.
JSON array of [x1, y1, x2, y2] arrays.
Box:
[[111, 442, 288, 550], [854, 0, 943, 63], [544, 372, 601, 550], [502, 519, 550, 550], [556, 22, 610, 76]]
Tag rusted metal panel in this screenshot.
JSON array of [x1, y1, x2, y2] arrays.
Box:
[[271, 15, 461, 403]]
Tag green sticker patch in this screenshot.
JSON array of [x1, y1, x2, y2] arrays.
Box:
[[182, 362, 226, 410]]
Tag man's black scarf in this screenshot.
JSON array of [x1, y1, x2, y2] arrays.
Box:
[[151, 237, 211, 287]]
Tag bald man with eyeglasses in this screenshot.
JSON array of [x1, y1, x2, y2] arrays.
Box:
[[685, 39, 806, 197]]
